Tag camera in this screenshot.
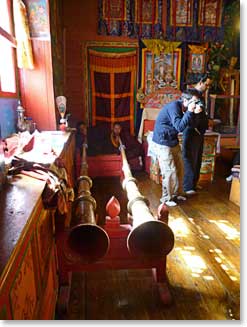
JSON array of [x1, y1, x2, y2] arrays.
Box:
[[194, 100, 201, 105], [188, 99, 202, 106], [196, 100, 204, 107]]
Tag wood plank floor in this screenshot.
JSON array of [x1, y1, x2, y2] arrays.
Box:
[[64, 159, 240, 320]]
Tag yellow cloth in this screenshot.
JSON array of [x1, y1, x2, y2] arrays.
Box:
[[13, 0, 34, 69], [142, 40, 181, 55]]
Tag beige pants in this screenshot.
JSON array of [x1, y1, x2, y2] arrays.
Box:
[[154, 143, 184, 202]]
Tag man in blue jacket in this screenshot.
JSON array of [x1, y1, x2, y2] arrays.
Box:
[[152, 89, 202, 206]]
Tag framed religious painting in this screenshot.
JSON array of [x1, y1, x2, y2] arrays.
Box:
[[187, 45, 207, 74], [198, 0, 223, 27], [142, 47, 182, 95], [26, 0, 50, 38], [98, 0, 130, 36], [189, 53, 205, 73], [170, 0, 194, 27]]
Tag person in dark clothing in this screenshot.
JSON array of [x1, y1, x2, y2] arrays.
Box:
[[75, 121, 87, 149], [107, 122, 144, 170], [79, 122, 143, 171], [182, 76, 212, 194], [182, 101, 208, 194], [192, 74, 212, 115], [75, 121, 87, 178], [152, 89, 203, 206]]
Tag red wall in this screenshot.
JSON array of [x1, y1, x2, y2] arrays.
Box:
[[19, 39, 57, 131], [62, 0, 137, 127]]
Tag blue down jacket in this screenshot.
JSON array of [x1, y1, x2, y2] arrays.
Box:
[[152, 100, 194, 147]]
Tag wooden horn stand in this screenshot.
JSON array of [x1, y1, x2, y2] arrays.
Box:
[[55, 138, 175, 317]]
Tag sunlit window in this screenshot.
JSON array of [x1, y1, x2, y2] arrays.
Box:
[[0, 0, 11, 33], [0, 0, 17, 96]]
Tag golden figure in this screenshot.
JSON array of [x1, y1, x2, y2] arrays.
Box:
[[219, 56, 240, 96], [136, 88, 146, 104], [219, 57, 240, 127]]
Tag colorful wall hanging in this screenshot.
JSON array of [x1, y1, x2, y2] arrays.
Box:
[[98, 0, 164, 38], [170, 0, 194, 27], [25, 0, 50, 38], [166, 0, 224, 42], [85, 43, 139, 134], [143, 85, 182, 109], [141, 40, 182, 94], [198, 0, 223, 27], [133, 0, 163, 38], [98, 0, 132, 36], [187, 44, 207, 73], [185, 44, 209, 86]]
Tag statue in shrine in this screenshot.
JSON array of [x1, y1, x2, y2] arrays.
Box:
[[219, 56, 240, 95], [155, 65, 177, 89], [157, 64, 165, 84], [218, 56, 240, 128], [163, 70, 177, 88], [136, 88, 146, 104], [146, 72, 154, 94]]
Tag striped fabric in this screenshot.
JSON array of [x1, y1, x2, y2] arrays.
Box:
[[89, 49, 137, 134]]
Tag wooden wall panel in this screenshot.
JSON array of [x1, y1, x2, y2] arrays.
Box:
[[19, 39, 57, 131], [62, 0, 137, 127]]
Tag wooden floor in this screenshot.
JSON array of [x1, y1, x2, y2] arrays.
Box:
[[64, 159, 240, 320]]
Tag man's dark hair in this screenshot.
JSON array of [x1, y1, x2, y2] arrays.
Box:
[[76, 121, 86, 133], [181, 88, 201, 101], [199, 73, 213, 83]]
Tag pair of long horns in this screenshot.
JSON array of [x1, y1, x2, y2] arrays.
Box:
[[67, 140, 174, 264]]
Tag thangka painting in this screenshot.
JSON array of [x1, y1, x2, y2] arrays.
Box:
[[135, 0, 159, 24], [187, 45, 207, 74], [166, 0, 224, 42], [142, 48, 182, 95], [98, 0, 131, 36], [189, 53, 205, 73], [103, 0, 126, 20], [25, 0, 50, 38], [198, 0, 223, 27], [133, 0, 163, 38], [98, 0, 164, 38], [170, 0, 194, 26]]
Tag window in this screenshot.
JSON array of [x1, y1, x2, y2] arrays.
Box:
[[0, 0, 17, 97]]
